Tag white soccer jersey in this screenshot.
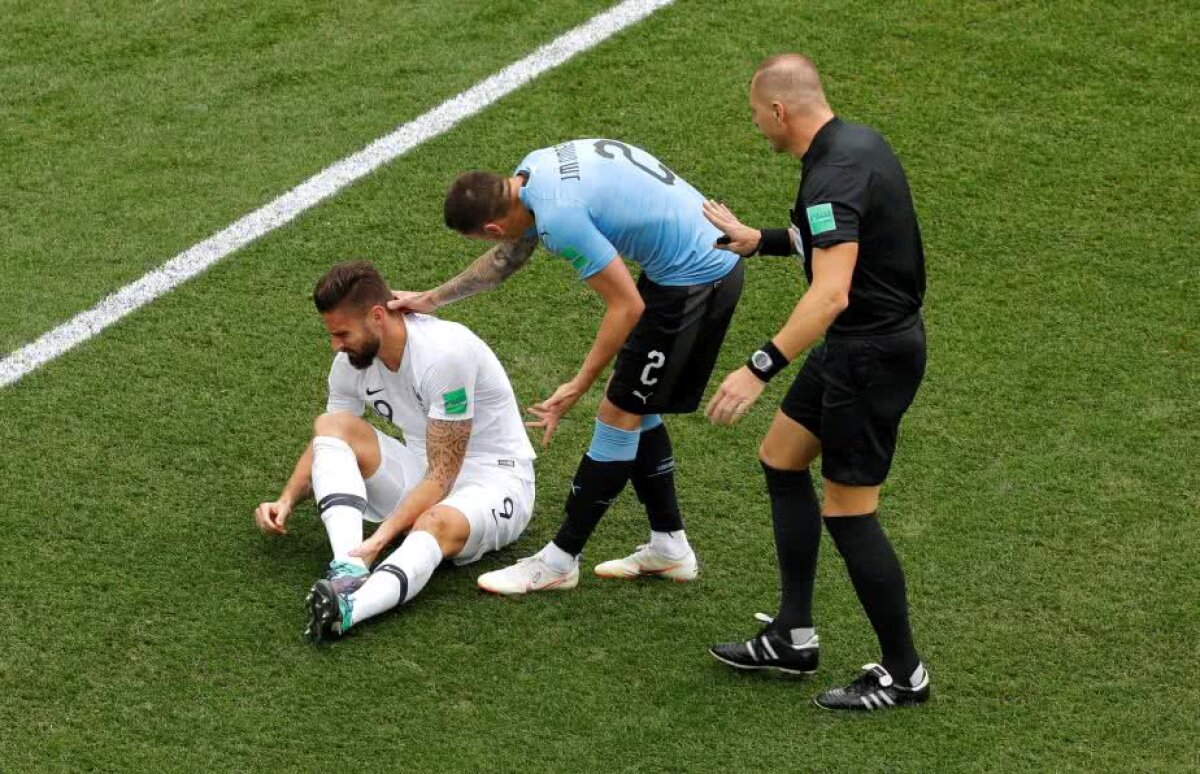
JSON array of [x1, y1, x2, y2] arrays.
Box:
[[326, 313, 535, 476]]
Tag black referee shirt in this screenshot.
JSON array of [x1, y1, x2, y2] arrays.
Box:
[[764, 117, 926, 337]]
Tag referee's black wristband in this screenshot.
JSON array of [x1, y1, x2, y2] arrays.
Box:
[[747, 341, 789, 382], [757, 228, 794, 257]]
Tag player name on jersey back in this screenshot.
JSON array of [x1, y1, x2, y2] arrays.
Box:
[[516, 139, 739, 287]]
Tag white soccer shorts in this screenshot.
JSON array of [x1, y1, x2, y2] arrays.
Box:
[[364, 428, 535, 565]]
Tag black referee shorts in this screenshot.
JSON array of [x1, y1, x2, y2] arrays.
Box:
[[606, 260, 744, 415], [780, 318, 926, 486]]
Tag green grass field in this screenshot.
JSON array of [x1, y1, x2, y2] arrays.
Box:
[[1, 0, 1197, 770]]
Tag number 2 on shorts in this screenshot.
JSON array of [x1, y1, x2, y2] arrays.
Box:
[[640, 350, 666, 386]]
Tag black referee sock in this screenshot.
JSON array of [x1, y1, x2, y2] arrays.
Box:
[[824, 513, 920, 682], [631, 423, 685, 533], [553, 454, 634, 556], [762, 463, 822, 634]]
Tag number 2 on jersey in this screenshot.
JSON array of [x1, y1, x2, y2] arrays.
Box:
[[593, 140, 676, 186]]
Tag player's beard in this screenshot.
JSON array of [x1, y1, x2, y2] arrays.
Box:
[[344, 335, 381, 369]]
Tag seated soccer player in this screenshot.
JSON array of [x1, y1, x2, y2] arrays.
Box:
[[254, 261, 537, 642]]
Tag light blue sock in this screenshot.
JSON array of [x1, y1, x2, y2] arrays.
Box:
[[586, 419, 641, 462], [641, 414, 663, 431]]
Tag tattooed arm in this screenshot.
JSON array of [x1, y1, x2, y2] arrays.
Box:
[[420, 418, 472, 493], [354, 419, 472, 558], [432, 233, 538, 307], [390, 234, 539, 313]]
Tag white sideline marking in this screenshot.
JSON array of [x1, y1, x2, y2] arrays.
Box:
[[0, 0, 675, 389]]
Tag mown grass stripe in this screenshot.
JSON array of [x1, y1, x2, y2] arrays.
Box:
[[0, 0, 674, 389]]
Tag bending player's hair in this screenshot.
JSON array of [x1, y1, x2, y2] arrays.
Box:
[[443, 171, 510, 234], [313, 261, 392, 313]]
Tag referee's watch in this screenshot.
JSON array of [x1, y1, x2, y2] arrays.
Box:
[[747, 341, 789, 382]]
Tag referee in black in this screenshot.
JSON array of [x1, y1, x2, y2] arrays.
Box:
[[703, 54, 930, 711]]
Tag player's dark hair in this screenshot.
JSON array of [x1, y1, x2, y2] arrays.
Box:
[[313, 261, 392, 313], [443, 171, 510, 233]]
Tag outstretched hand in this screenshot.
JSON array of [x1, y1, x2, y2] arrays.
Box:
[[702, 200, 761, 257], [705, 366, 766, 426], [525, 380, 586, 447]]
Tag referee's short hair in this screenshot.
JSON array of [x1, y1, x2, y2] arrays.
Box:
[[444, 171, 510, 234], [313, 261, 391, 313], [753, 53, 827, 111]]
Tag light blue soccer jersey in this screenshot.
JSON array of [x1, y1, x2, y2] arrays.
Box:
[[515, 139, 738, 286]]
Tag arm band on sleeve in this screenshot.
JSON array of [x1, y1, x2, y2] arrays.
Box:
[[747, 341, 790, 382], [757, 228, 794, 256]]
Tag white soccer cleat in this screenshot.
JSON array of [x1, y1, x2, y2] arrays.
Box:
[[594, 544, 699, 582], [477, 555, 580, 596]]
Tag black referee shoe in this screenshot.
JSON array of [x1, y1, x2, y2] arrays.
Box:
[[814, 663, 930, 711], [709, 613, 819, 675]]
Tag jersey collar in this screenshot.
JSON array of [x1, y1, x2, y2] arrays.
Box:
[[515, 170, 531, 207], [802, 116, 843, 168], [516, 173, 538, 234]]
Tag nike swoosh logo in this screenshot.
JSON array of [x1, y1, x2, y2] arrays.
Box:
[[366, 387, 384, 395]]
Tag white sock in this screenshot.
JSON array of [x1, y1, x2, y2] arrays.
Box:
[[538, 541, 577, 573], [312, 435, 367, 569], [788, 627, 817, 647], [649, 529, 690, 559], [349, 531, 443, 625]]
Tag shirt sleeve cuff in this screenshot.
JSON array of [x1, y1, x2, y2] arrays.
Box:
[[579, 250, 618, 279]]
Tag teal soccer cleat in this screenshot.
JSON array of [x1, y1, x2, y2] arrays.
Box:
[[325, 559, 369, 596], [305, 579, 354, 643]]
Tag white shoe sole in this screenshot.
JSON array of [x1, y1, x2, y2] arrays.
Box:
[[594, 559, 698, 582], [708, 648, 817, 676], [477, 573, 578, 596]]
